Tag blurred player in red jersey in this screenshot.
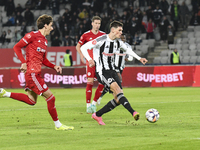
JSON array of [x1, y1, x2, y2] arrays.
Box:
[[76, 16, 105, 114], [0, 14, 74, 131]]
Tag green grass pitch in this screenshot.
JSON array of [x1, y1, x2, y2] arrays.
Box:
[[1, 87, 200, 150]]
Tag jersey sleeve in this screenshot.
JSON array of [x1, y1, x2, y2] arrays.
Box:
[[13, 32, 35, 63], [80, 39, 100, 61], [22, 32, 34, 44], [78, 34, 86, 46], [119, 41, 141, 61], [42, 52, 55, 69], [81, 34, 106, 61]]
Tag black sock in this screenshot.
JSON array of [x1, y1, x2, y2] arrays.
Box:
[[117, 93, 135, 115], [100, 88, 109, 98], [96, 99, 119, 117]]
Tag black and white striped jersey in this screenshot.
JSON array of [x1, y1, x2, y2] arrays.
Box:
[[81, 34, 141, 73], [114, 42, 133, 72], [114, 48, 126, 72]]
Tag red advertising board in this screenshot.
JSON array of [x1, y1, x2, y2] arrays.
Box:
[[0, 66, 200, 88], [122, 66, 196, 87], [41, 67, 88, 88], [0, 67, 88, 88], [0, 46, 85, 68]]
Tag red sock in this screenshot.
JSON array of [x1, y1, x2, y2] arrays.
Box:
[[86, 82, 93, 103], [46, 95, 58, 121], [10, 93, 36, 105], [93, 84, 104, 102]]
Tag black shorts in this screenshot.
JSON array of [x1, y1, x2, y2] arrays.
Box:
[[96, 70, 122, 92], [114, 66, 124, 75]]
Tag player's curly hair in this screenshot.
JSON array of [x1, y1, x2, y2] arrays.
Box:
[[37, 14, 53, 29], [109, 20, 123, 29]]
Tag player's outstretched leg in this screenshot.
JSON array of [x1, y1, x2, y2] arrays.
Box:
[[0, 88, 36, 105], [0, 88, 6, 98], [92, 99, 120, 125], [117, 93, 140, 121]]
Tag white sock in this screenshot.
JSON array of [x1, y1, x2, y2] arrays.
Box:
[[97, 97, 102, 101], [87, 103, 91, 108], [54, 120, 62, 128], [92, 101, 97, 106], [4, 92, 11, 97]]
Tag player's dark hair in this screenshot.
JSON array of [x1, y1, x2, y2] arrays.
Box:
[[109, 20, 123, 29], [92, 16, 101, 22], [37, 14, 53, 29]]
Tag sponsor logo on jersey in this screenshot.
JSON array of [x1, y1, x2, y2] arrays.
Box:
[[105, 45, 109, 48], [38, 40, 41, 42], [89, 37, 92, 40], [36, 47, 46, 53], [102, 52, 114, 56], [115, 53, 126, 56], [92, 40, 97, 45]]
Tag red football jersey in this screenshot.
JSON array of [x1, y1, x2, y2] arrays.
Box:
[[78, 30, 105, 61], [20, 31, 49, 73]]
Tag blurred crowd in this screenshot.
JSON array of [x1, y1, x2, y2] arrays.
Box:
[[0, 0, 200, 47]]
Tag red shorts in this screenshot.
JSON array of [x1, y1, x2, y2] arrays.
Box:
[[86, 64, 96, 79], [25, 73, 48, 95]]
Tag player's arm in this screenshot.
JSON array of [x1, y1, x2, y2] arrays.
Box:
[[120, 42, 148, 65], [13, 41, 27, 63], [13, 33, 32, 72], [80, 39, 97, 67], [76, 43, 85, 64], [43, 54, 62, 74]]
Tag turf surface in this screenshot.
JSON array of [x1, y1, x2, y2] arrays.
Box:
[[1, 87, 200, 150]]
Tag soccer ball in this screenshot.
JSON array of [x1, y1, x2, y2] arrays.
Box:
[[145, 108, 159, 123]]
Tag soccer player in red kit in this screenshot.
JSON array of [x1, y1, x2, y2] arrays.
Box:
[[0, 14, 74, 131], [76, 16, 105, 114]]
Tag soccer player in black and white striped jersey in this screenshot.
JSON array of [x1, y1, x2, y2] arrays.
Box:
[[81, 20, 148, 125], [97, 34, 133, 105]]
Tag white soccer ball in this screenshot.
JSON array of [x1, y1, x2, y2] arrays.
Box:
[[145, 108, 160, 123]]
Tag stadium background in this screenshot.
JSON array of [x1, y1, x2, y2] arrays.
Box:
[[0, 0, 199, 88]]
